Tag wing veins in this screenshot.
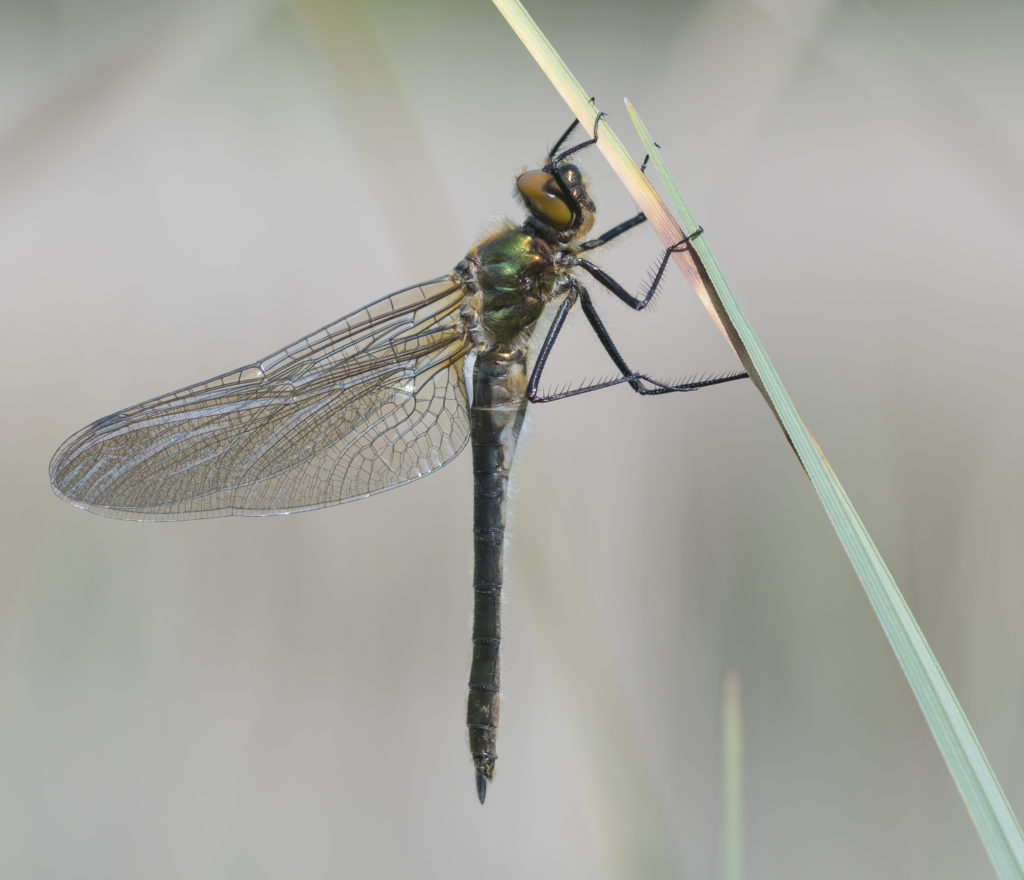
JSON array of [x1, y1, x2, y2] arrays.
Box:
[[51, 278, 475, 519]]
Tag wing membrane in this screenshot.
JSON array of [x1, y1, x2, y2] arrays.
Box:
[[50, 278, 473, 520]]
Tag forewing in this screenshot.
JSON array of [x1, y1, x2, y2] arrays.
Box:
[[50, 278, 473, 520]]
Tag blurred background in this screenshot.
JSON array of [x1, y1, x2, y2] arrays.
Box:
[[2, 0, 1023, 876]]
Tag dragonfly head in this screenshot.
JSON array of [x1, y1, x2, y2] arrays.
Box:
[[516, 163, 595, 243]]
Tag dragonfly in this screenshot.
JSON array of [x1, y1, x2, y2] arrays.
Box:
[[49, 114, 746, 803]]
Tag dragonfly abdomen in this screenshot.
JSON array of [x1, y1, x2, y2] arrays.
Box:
[[467, 348, 529, 803]]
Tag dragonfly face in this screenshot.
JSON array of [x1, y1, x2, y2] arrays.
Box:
[[516, 163, 595, 238], [50, 119, 745, 803]]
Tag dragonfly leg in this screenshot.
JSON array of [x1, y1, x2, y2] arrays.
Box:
[[547, 110, 585, 162], [576, 149, 664, 252], [548, 111, 607, 167], [576, 226, 704, 311], [546, 97, 602, 163], [526, 287, 581, 402], [527, 282, 746, 404], [575, 147, 671, 252], [576, 284, 746, 396], [528, 289, 646, 403], [577, 212, 647, 252]]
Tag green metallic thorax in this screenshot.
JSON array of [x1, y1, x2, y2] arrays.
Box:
[[463, 227, 559, 344]]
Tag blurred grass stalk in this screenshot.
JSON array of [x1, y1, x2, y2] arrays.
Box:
[[722, 674, 744, 880], [494, 0, 1024, 876]]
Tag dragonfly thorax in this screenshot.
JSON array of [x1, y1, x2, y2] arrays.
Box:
[[458, 224, 575, 348]]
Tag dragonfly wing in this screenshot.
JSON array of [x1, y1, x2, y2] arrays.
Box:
[[50, 278, 473, 520]]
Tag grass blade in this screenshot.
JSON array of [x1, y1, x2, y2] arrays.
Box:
[[722, 673, 744, 880]]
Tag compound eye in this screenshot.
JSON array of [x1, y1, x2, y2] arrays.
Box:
[[517, 170, 575, 229]]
